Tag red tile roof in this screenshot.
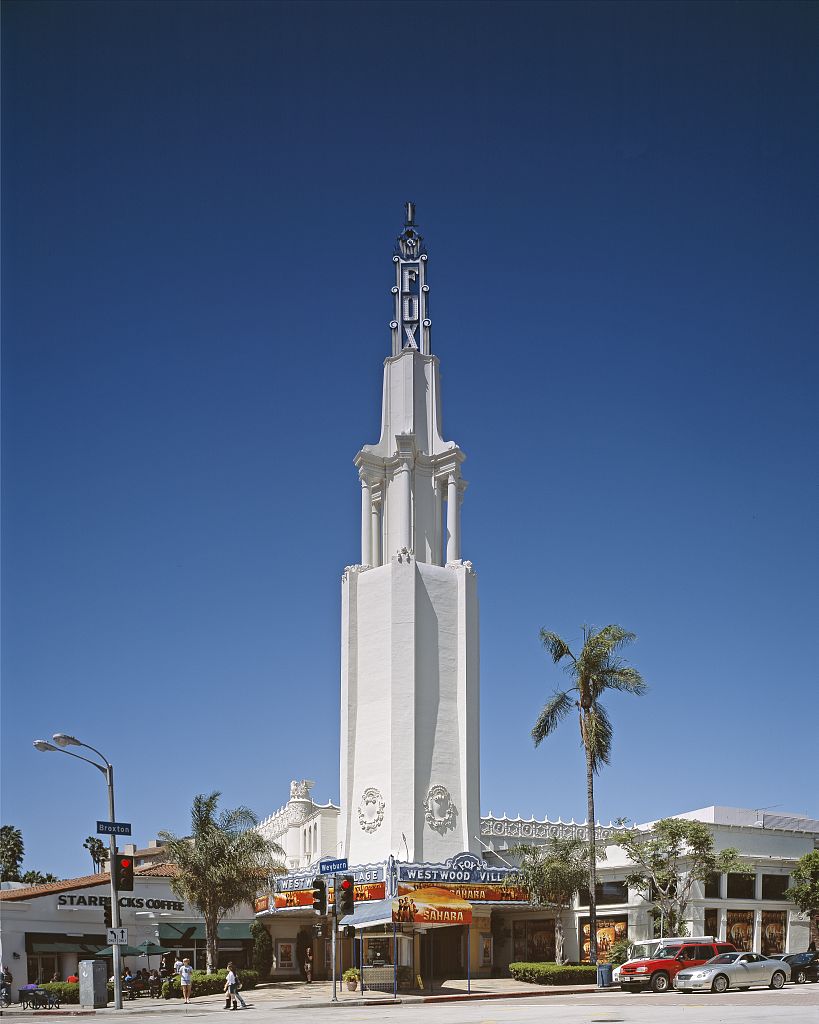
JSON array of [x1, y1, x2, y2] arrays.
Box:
[[0, 863, 177, 901]]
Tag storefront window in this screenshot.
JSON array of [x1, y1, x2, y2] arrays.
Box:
[[511, 920, 555, 962], [761, 874, 789, 900], [364, 936, 393, 965], [704, 908, 719, 939], [704, 873, 721, 899], [726, 873, 755, 899], [578, 881, 628, 906], [26, 955, 60, 985], [579, 915, 628, 963], [761, 911, 787, 955], [726, 909, 754, 949]]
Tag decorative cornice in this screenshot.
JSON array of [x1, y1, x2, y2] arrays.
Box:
[[480, 814, 619, 842]]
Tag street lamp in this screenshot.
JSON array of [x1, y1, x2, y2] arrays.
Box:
[[33, 734, 124, 1010]]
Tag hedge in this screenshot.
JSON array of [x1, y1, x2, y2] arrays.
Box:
[[38, 969, 259, 1005], [508, 962, 598, 985]]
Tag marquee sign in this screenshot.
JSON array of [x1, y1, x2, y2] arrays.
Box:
[[261, 863, 386, 913], [397, 852, 526, 903]]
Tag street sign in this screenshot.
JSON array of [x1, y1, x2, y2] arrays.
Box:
[[319, 858, 348, 875], [106, 927, 129, 945], [97, 820, 132, 836]]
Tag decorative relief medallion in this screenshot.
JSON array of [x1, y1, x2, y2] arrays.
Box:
[[424, 785, 457, 835], [358, 787, 385, 833]]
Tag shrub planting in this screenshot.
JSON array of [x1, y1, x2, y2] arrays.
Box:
[[508, 962, 597, 985]]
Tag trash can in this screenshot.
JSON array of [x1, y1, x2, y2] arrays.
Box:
[[79, 960, 108, 1008], [596, 962, 613, 988]]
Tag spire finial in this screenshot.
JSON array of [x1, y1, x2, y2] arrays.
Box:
[[404, 201, 416, 227]]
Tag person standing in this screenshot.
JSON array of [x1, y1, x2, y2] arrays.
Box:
[[303, 947, 313, 984], [179, 959, 193, 1004], [174, 955, 184, 976], [223, 963, 239, 1011]]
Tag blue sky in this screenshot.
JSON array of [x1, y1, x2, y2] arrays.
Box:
[[3, 1, 817, 880]]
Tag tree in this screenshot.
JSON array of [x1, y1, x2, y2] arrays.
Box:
[[83, 836, 109, 873], [0, 825, 24, 882], [612, 817, 751, 937], [784, 850, 819, 917], [533, 625, 647, 962], [20, 870, 59, 884], [250, 919, 273, 979], [513, 836, 592, 964], [159, 792, 284, 973]]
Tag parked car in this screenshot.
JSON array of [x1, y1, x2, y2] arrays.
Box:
[[619, 939, 736, 992], [674, 952, 788, 993], [768, 952, 819, 984], [612, 937, 712, 985]]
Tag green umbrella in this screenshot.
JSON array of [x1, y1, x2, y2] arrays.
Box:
[[96, 944, 146, 957], [134, 941, 172, 970]]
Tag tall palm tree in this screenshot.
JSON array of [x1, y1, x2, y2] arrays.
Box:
[[159, 792, 285, 972], [532, 624, 646, 963], [0, 825, 24, 882], [83, 836, 108, 873]]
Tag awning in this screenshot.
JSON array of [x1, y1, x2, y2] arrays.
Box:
[[31, 942, 102, 954], [158, 922, 252, 942], [337, 899, 394, 930]]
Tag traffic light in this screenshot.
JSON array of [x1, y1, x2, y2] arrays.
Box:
[[103, 902, 112, 929], [336, 874, 355, 918], [311, 876, 326, 916], [343, 926, 356, 939], [113, 854, 134, 892]]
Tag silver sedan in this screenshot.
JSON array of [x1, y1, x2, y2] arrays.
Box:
[[675, 952, 788, 993]]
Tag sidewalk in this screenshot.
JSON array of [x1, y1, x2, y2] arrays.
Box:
[[0, 979, 610, 1015]]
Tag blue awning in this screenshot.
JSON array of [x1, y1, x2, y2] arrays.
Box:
[[337, 899, 393, 930]]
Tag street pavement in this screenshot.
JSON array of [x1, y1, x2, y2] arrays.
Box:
[[2, 980, 817, 1024]]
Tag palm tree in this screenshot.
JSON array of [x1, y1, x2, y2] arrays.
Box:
[[0, 825, 24, 882], [513, 836, 592, 964], [532, 624, 646, 963], [159, 792, 284, 973], [83, 836, 108, 873]]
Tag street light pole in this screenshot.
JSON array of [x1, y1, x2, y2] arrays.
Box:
[[33, 735, 123, 1010]]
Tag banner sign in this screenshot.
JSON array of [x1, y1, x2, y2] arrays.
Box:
[[393, 885, 472, 926], [267, 863, 386, 912], [397, 852, 526, 902]]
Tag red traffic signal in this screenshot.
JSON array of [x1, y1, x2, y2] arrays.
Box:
[[336, 874, 355, 918], [114, 854, 134, 892]]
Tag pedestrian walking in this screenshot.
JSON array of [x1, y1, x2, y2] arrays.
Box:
[[223, 962, 239, 1010], [232, 969, 247, 1009], [179, 959, 193, 1004]]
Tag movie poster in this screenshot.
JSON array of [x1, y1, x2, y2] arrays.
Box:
[[579, 916, 628, 963], [761, 911, 787, 956], [726, 909, 755, 950], [704, 908, 718, 939], [276, 941, 294, 969]]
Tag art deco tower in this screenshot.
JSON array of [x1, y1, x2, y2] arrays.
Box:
[[340, 205, 480, 866]]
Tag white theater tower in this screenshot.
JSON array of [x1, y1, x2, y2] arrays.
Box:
[[340, 205, 480, 866]]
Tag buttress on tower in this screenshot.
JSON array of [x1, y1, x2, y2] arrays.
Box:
[[340, 204, 480, 866]]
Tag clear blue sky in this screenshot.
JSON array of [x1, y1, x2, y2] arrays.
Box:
[[3, 1, 817, 880]]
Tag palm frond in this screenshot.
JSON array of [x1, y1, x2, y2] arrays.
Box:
[[599, 664, 647, 695], [539, 630, 576, 665], [582, 703, 613, 772], [532, 690, 574, 746]]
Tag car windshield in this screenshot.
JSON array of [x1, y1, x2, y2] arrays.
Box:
[[628, 942, 654, 959], [708, 953, 739, 964], [654, 945, 684, 959]]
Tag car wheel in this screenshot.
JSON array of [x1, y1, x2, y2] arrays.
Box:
[[795, 970, 806, 984], [712, 974, 729, 994], [770, 971, 785, 990], [650, 972, 670, 993]]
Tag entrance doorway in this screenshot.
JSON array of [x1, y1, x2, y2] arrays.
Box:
[[420, 925, 465, 985]]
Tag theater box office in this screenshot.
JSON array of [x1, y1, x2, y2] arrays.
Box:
[[0, 867, 256, 984]]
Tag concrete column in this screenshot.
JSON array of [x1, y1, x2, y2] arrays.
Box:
[[360, 477, 372, 566], [371, 496, 382, 567], [396, 461, 412, 550], [446, 473, 460, 562]]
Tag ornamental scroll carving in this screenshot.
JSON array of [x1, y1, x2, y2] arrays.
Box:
[[480, 817, 618, 842], [358, 787, 385, 833], [424, 785, 458, 835]]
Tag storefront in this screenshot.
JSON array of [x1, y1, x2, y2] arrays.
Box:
[[0, 869, 255, 984]]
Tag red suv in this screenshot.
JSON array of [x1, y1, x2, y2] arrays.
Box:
[[619, 939, 737, 992]]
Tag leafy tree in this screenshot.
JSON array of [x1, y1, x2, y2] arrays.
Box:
[[784, 850, 819, 916], [0, 825, 24, 882], [533, 625, 646, 962], [83, 836, 109, 873], [250, 919, 273, 979], [512, 837, 591, 964], [608, 937, 632, 966], [159, 792, 284, 973], [20, 870, 59, 884], [612, 817, 751, 937]]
